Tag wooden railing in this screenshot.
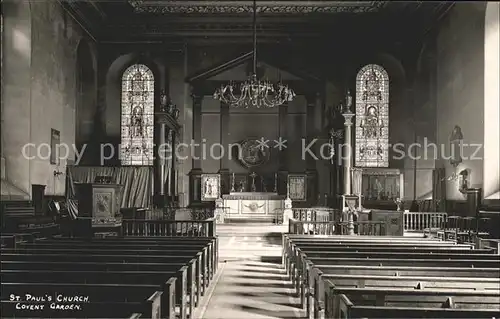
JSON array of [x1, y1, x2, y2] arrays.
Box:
[[476, 238, 500, 254], [122, 218, 216, 237], [288, 218, 386, 236], [291, 208, 341, 222], [403, 211, 447, 231]]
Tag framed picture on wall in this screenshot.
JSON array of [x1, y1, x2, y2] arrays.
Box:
[[288, 174, 307, 201], [50, 129, 61, 165], [201, 174, 221, 201]]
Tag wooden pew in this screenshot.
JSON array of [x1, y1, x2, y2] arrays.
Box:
[[298, 257, 500, 314], [299, 250, 500, 260], [18, 239, 218, 278], [1, 253, 199, 319], [20, 241, 217, 278], [36, 236, 220, 269], [291, 245, 499, 302], [284, 235, 500, 318], [1, 236, 219, 318], [1, 271, 178, 319], [282, 235, 477, 279], [2, 246, 213, 297], [309, 266, 500, 318], [2, 240, 209, 317], [1, 283, 165, 318], [323, 285, 500, 318]]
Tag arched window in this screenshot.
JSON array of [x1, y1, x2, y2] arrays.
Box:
[[355, 64, 389, 167], [120, 64, 154, 166]]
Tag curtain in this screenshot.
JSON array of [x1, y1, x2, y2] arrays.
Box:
[[165, 155, 172, 196], [67, 166, 152, 208], [65, 167, 78, 219], [432, 168, 446, 212]]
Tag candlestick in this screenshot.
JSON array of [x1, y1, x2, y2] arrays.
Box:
[[231, 172, 235, 192]]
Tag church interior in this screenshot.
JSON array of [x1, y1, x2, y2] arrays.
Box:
[[1, 1, 500, 318]]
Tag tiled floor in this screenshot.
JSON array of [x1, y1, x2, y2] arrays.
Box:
[[195, 225, 304, 319]]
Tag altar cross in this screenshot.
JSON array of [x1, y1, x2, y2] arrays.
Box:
[[250, 172, 257, 192]]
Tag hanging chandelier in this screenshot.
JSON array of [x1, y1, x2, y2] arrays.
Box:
[[213, 0, 296, 108]]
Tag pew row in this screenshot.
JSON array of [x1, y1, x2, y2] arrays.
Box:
[[1, 236, 219, 319], [283, 234, 500, 319], [324, 285, 500, 318], [1, 283, 166, 318]]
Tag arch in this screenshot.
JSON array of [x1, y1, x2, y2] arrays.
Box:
[[120, 64, 155, 166], [355, 64, 390, 167], [105, 53, 162, 138], [75, 39, 96, 145], [484, 2, 500, 199]]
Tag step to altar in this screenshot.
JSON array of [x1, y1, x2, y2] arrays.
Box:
[[216, 224, 287, 237]]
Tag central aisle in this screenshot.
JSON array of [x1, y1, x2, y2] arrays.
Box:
[[195, 224, 304, 319]]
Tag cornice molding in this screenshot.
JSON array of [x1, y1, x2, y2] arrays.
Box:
[[128, 1, 386, 14]]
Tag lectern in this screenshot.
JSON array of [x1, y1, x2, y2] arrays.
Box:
[[73, 183, 123, 237]]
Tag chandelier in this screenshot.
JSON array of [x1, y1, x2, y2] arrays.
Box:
[[213, 0, 296, 108]]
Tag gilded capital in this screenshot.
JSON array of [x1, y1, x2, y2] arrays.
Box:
[[342, 113, 355, 126]]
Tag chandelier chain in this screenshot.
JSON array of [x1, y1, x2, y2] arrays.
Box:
[[213, 0, 296, 108]]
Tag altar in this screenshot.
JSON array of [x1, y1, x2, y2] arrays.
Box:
[[222, 192, 285, 220]]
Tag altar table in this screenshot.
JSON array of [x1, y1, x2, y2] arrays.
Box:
[[222, 192, 285, 220]]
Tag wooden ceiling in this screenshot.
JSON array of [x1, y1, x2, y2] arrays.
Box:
[[63, 1, 453, 44]]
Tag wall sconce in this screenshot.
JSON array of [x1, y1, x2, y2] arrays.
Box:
[[458, 169, 469, 194], [53, 169, 64, 177]]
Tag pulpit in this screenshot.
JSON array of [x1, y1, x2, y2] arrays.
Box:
[[74, 183, 123, 236]]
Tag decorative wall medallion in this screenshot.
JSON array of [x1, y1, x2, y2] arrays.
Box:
[[239, 139, 270, 168], [201, 174, 221, 201]]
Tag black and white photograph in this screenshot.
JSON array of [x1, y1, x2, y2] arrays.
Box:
[[1, 0, 499, 318]]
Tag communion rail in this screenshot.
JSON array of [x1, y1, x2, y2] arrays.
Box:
[[288, 218, 386, 236], [122, 218, 216, 237], [403, 211, 447, 232], [292, 208, 341, 222]]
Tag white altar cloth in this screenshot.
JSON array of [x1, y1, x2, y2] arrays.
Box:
[[222, 192, 285, 219]]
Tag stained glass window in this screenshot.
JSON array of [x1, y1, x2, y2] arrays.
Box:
[[120, 64, 154, 166], [355, 64, 389, 167]]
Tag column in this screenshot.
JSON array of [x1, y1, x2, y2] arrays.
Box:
[[278, 103, 288, 170], [219, 102, 230, 194], [341, 108, 357, 235], [189, 92, 203, 203], [305, 92, 317, 170], [153, 114, 167, 207], [278, 103, 288, 194], [305, 92, 319, 205], [342, 112, 355, 195], [170, 131, 177, 203], [158, 124, 167, 196], [192, 93, 203, 170]]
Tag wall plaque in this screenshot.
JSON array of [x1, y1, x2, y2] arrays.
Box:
[[50, 129, 60, 165], [288, 174, 306, 201], [201, 174, 221, 201]]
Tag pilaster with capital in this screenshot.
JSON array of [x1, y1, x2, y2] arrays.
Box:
[[189, 91, 204, 204], [191, 92, 204, 170], [278, 103, 288, 171], [219, 101, 230, 194]]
